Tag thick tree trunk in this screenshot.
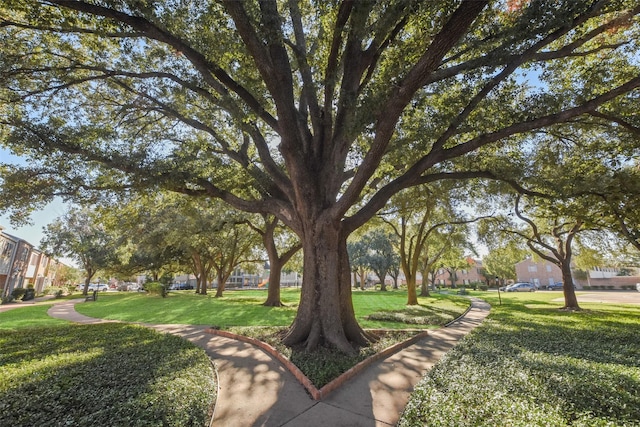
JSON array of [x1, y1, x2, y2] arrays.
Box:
[[263, 257, 284, 307], [560, 262, 580, 310], [419, 271, 430, 297], [261, 217, 300, 307], [406, 275, 419, 305], [199, 275, 208, 295], [214, 271, 226, 297], [282, 219, 376, 354]]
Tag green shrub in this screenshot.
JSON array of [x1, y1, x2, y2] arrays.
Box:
[[0, 323, 216, 426], [11, 288, 26, 300], [399, 301, 640, 426], [145, 282, 167, 297], [1, 294, 14, 304], [479, 284, 488, 291]]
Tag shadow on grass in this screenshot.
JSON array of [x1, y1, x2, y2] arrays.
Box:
[[0, 323, 215, 427], [485, 303, 640, 368], [445, 303, 640, 423]]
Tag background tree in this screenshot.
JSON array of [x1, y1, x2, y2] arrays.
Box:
[[2, 1, 640, 352], [347, 237, 369, 291], [245, 214, 301, 306], [209, 218, 262, 298], [51, 263, 81, 288], [157, 196, 262, 297], [492, 193, 592, 309], [388, 263, 402, 290], [362, 228, 399, 292], [439, 246, 476, 289], [101, 196, 186, 283], [41, 208, 117, 295], [383, 185, 477, 303], [587, 166, 640, 252], [572, 242, 606, 288], [481, 243, 528, 287]]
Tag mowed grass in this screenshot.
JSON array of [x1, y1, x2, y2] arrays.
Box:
[[0, 306, 216, 427], [399, 291, 640, 427], [72, 287, 470, 386], [74, 288, 470, 330], [0, 305, 70, 329]]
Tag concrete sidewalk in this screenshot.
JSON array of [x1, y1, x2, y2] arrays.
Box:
[[45, 297, 490, 426]]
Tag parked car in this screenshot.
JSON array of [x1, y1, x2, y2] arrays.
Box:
[[170, 283, 194, 290], [506, 282, 536, 292], [547, 282, 564, 290], [636, 283, 640, 292], [77, 283, 109, 292]]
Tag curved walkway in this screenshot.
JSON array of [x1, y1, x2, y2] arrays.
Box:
[[44, 297, 490, 426]]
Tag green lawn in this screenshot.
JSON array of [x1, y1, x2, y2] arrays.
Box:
[[71, 288, 471, 387], [5, 289, 636, 425], [399, 291, 640, 427], [2, 289, 470, 398], [0, 305, 70, 329], [0, 306, 216, 427], [74, 288, 470, 329]]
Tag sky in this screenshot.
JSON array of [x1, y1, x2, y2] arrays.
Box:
[[0, 147, 70, 249]]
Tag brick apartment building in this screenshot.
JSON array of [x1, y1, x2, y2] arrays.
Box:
[[0, 227, 62, 300], [433, 258, 485, 287]]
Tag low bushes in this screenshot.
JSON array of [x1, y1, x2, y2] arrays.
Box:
[[0, 322, 216, 427], [144, 281, 167, 297], [398, 301, 640, 426]]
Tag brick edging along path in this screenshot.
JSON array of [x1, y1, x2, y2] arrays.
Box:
[[204, 296, 479, 401]]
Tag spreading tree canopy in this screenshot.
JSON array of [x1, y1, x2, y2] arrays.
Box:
[[41, 207, 118, 295], [1, 1, 639, 353]]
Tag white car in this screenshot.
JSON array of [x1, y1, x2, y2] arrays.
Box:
[[77, 283, 109, 292]]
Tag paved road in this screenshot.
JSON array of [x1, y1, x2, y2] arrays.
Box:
[[564, 290, 640, 305]]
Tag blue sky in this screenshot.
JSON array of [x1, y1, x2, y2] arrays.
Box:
[[0, 147, 69, 249]]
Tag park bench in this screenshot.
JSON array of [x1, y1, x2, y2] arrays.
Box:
[[85, 290, 98, 302]]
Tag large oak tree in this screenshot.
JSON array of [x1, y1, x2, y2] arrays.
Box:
[[1, 1, 640, 352]]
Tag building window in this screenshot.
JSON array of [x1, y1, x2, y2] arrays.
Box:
[[528, 265, 537, 272], [546, 265, 552, 272]]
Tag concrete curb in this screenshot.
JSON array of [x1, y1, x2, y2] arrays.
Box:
[[205, 327, 432, 400]]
